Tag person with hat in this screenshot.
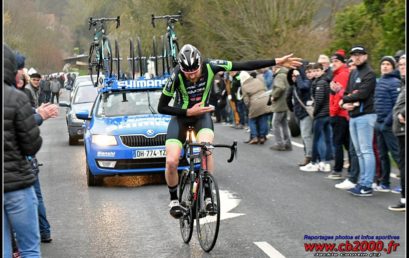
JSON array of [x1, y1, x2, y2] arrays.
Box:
[[373, 56, 401, 192], [25, 71, 42, 108], [326, 49, 351, 180], [339, 45, 377, 196]]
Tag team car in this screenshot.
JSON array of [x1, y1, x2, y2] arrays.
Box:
[[76, 77, 198, 186]]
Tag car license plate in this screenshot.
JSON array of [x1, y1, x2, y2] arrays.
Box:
[[133, 149, 166, 159]]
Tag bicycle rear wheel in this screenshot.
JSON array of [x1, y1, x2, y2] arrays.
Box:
[[196, 172, 220, 252], [136, 36, 144, 77], [179, 170, 194, 243], [114, 40, 120, 79], [129, 39, 135, 80], [152, 36, 158, 78]]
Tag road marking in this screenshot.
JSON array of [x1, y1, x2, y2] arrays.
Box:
[[254, 242, 286, 258], [220, 190, 245, 220], [196, 190, 244, 225], [291, 141, 304, 148]]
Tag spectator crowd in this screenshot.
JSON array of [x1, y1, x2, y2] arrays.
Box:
[[210, 46, 406, 212]]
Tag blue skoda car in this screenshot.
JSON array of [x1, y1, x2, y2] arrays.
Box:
[[76, 78, 194, 186]]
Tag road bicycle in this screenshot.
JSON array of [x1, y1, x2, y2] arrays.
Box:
[[88, 16, 120, 86], [151, 11, 182, 76], [178, 126, 237, 252]]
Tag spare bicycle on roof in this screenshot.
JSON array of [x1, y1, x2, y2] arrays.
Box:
[[88, 16, 121, 87]]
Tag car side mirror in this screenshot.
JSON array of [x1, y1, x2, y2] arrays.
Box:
[[76, 110, 91, 120], [59, 101, 71, 108]]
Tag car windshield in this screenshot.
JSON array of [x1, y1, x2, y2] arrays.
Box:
[[74, 86, 98, 104], [96, 90, 162, 117]]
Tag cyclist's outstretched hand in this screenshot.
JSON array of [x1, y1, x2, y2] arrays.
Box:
[[275, 54, 302, 69], [187, 102, 215, 117]]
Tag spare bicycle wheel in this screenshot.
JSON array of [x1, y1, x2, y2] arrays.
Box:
[[102, 37, 113, 78], [152, 36, 158, 78], [129, 39, 135, 80], [136, 36, 144, 77], [160, 35, 166, 76], [114, 40, 121, 79]]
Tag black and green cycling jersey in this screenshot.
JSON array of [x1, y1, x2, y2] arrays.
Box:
[[158, 58, 277, 116]]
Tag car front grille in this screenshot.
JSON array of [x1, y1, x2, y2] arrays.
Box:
[[120, 134, 166, 147]]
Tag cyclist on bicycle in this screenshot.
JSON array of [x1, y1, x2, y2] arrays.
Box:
[[158, 44, 301, 218]]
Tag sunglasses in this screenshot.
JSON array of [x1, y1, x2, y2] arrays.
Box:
[[181, 65, 201, 75], [31, 79, 40, 81]]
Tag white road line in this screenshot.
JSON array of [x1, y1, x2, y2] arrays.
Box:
[[291, 141, 304, 148], [254, 242, 286, 258]]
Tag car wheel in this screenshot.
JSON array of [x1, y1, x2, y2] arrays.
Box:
[[287, 111, 300, 137], [86, 163, 103, 187], [69, 135, 78, 145]]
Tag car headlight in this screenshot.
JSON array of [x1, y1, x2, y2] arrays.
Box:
[[92, 135, 118, 146]]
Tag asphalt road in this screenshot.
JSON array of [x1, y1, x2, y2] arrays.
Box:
[[37, 90, 406, 258]]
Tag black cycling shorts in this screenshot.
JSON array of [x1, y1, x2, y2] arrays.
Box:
[[165, 113, 214, 148]]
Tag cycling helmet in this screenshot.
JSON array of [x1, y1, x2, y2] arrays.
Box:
[[177, 44, 202, 72]]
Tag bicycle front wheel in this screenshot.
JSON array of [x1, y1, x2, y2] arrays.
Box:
[[196, 172, 220, 252], [179, 170, 194, 243]]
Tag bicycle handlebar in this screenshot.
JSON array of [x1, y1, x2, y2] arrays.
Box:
[[151, 11, 182, 28], [189, 141, 238, 163], [89, 16, 120, 30]]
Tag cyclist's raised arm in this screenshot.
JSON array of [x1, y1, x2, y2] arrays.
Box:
[[210, 54, 302, 73]]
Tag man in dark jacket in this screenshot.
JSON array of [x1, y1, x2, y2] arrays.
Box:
[[389, 54, 406, 211], [373, 56, 401, 192], [286, 63, 314, 165], [339, 45, 377, 197], [3, 44, 43, 258]]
